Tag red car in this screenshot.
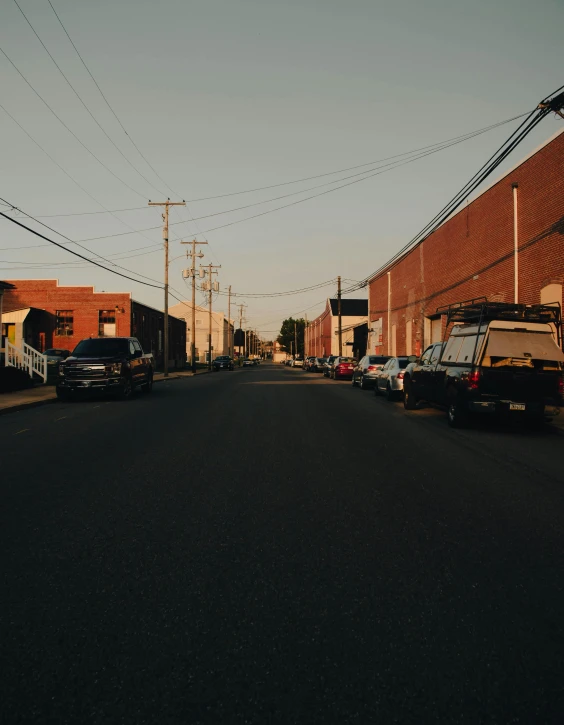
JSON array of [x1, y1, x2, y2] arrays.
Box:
[[330, 357, 357, 380]]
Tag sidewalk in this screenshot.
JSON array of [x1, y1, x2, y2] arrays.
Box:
[[0, 369, 210, 415]]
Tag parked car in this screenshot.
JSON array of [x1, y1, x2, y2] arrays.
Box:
[[44, 348, 71, 375], [57, 337, 154, 400], [291, 357, 304, 367], [323, 355, 337, 377], [402, 299, 564, 428], [212, 355, 234, 371], [330, 357, 357, 380], [243, 358, 254, 367], [351, 355, 390, 389], [284, 358, 293, 366], [304, 356, 317, 372], [374, 356, 411, 399], [313, 357, 327, 372]]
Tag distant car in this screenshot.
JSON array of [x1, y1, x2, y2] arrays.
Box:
[[304, 356, 317, 371], [284, 358, 293, 366], [44, 348, 71, 373], [243, 358, 254, 367], [212, 355, 234, 371], [313, 357, 327, 372], [330, 357, 357, 380], [291, 357, 304, 367], [323, 355, 337, 377], [351, 355, 390, 390], [374, 356, 411, 400]]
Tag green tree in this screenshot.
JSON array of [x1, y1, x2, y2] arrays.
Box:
[[277, 317, 306, 356]]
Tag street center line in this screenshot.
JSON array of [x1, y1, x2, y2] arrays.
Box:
[[54, 416, 67, 421], [14, 429, 30, 435]]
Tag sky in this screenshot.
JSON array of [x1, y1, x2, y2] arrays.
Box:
[[1, 0, 563, 339]]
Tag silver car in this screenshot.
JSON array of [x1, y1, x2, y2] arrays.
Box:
[[374, 356, 410, 400], [351, 355, 390, 390]]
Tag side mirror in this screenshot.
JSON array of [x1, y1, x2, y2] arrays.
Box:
[[134, 349, 143, 358], [407, 355, 419, 363]]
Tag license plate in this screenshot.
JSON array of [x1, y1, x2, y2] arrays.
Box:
[[510, 403, 525, 411]]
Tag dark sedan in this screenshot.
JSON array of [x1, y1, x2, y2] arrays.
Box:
[[212, 355, 234, 371]]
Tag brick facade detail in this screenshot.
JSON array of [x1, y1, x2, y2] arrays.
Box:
[[367, 130, 564, 357]]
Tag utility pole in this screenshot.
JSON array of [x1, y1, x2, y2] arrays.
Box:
[[201, 262, 221, 371], [181, 239, 207, 373], [237, 303, 247, 360], [149, 199, 186, 377], [227, 285, 232, 357], [294, 321, 298, 359], [305, 313, 308, 357], [337, 275, 342, 357]]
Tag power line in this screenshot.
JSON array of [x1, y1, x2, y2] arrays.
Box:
[[46, 0, 179, 198], [73, 112, 530, 244], [181, 113, 530, 203], [0, 211, 162, 289], [12, 0, 166, 196], [0, 44, 146, 199], [0, 197, 165, 286], [340, 86, 564, 295]]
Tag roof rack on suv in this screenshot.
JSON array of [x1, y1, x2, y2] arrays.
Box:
[[436, 297, 562, 329]]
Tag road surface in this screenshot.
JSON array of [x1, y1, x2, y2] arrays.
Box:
[[1, 363, 563, 724]]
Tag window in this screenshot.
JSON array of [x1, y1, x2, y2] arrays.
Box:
[[99, 310, 116, 337], [129, 340, 136, 356], [406, 319, 413, 356], [457, 335, 484, 364], [430, 344, 442, 365], [391, 324, 397, 356], [420, 346, 434, 365], [132, 339, 142, 354], [55, 310, 73, 336]]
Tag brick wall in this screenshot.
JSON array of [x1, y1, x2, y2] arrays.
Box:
[[4, 279, 131, 351], [368, 130, 564, 356]]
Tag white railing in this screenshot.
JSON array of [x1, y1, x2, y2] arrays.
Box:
[[5, 340, 47, 383]]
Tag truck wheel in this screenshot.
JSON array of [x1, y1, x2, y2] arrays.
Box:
[[360, 376, 368, 390], [403, 379, 417, 410], [386, 383, 395, 401], [447, 395, 467, 428], [119, 375, 133, 400], [141, 373, 153, 394]]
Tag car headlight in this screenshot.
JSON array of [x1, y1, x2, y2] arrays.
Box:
[[105, 362, 122, 375]]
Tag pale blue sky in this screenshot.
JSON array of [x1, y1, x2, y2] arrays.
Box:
[[1, 0, 563, 336]]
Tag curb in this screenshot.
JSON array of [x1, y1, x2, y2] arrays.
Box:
[[0, 369, 214, 415]]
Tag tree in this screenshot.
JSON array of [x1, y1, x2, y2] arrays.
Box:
[[277, 317, 306, 356]]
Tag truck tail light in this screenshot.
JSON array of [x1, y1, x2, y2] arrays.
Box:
[[367, 365, 377, 371], [468, 370, 480, 390], [397, 372, 405, 379]]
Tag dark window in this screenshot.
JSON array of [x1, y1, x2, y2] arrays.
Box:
[[369, 356, 389, 365], [398, 358, 409, 369], [55, 310, 73, 336], [72, 338, 128, 356], [99, 310, 116, 337]]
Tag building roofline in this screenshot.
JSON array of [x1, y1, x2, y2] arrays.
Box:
[[367, 126, 564, 285], [4, 278, 132, 298]]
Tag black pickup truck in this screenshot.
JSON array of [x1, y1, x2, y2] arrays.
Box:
[[56, 337, 154, 400], [403, 300, 564, 428]]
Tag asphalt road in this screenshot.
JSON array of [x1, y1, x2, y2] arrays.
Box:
[[2, 363, 564, 724]]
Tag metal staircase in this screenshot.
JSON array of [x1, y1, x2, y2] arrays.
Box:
[[4, 340, 47, 383]]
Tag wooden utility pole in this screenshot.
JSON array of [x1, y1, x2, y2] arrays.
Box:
[[294, 321, 298, 359], [201, 262, 221, 371], [181, 239, 207, 373], [149, 199, 185, 377], [227, 285, 232, 357], [337, 275, 342, 357], [305, 313, 308, 358]]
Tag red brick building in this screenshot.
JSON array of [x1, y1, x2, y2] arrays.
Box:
[[2, 279, 186, 369], [306, 299, 367, 357], [367, 129, 564, 357]]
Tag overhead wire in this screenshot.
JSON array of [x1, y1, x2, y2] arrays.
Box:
[[340, 87, 564, 295], [11, 0, 167, 197]]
